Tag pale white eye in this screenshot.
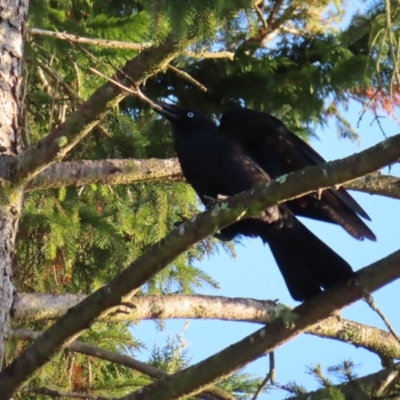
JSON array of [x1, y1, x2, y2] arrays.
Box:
[[187, 112, 194, 118]]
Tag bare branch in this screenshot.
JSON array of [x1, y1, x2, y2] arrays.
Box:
[[189, 50, 234, 60], [12, 293, 276, 323], [254, 3, 269, 33], [24, 159, 182, 192], [14, 293, 400, 360], [24, 157, 400, 203], [251, 352, 275, 400], [36, 57, 80, 102], [308, 317, 400, 360], [27, 28, 234, 60], [1, 133, 400, 397], [22, 387, 111, 399], [345, 173, 400, 200], [363, 291, 400, 346], [27, 28, 152, 51], [166, 65, 207, 92]]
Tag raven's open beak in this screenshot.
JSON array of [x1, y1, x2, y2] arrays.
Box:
[[155, 102, 180, 121]]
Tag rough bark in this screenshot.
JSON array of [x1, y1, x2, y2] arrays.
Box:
[[0, 0, 28, 367], [12, 293, 276, 323], [13, 293, 400, 360], [25, 157, 400, 203], [346, 173, 400, 199], [24, 158, 182, 191], [0, 134, 400, 397]]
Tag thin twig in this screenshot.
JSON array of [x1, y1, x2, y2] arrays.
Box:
[[65, 37, 166, 108], [363, 290, 400, 347], [254, 3, 269, 32], [357, 87, 381, 128], [36, 57, 80, 102], [251, 352, 275, 400], [64, 35, 116, 78], [370, 112, 388, 138], [166, 64, 207, 92], [72, 61, 81, 98], [21, 387, 111, 400], [187, 50, 234, 60], [88, 67, 162, 111]]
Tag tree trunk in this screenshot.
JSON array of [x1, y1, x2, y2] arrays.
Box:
[[0, 0, 28, 366]]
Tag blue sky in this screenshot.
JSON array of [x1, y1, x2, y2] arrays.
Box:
[[134, 101, 400, 399]]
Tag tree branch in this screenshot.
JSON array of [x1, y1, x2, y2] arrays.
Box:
[[1, 133, 400, 397], [27, 28, 234, 60], [13, 330, 232, 400], [14, 293, 400, 360], [24, 159, 182, 191], [12, 293, 277, 323], [21, 387, 111, 400], [308, 317, 400, 360], [345, 173, 400, 199], [24, 157, 400, 203], [27, 28, 153, 51]]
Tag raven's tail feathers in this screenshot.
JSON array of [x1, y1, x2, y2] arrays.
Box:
[[260, 218, 354, 301]]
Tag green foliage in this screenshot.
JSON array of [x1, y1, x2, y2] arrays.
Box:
[[8, 322, 148, 399], [218, 372, 271, 399], [142, 0, 255, 43], [148, 327, 272, 399], [149, 327, 191, 373]]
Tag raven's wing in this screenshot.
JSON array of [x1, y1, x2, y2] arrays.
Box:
[[219, 108, 376, 241]]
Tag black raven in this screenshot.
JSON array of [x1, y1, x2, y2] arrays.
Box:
[[219, 108, 376, 241], [155, 102, 355, 301]]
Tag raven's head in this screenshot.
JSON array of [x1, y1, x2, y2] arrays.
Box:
[[155, 102, 217, 135]]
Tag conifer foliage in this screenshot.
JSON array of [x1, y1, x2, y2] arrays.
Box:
[[1, 0, 400, 399]]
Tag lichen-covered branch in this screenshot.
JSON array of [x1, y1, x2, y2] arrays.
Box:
[[345, 173, 400, 200], [24, 158, 182, 191], [21, 387, 111, 400], [14, 293, 400, 360], [1, 133, 400, 398], [12, 293, 277, 323], [24, 157, 400, 204], [27, 27, 153, 51], [13, 329, 232, 400], [308, 317, 400, 359], [27, 28, 234, 60]]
